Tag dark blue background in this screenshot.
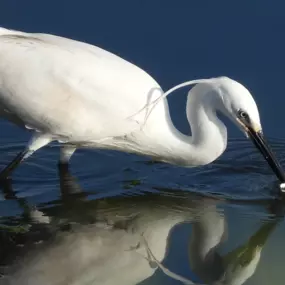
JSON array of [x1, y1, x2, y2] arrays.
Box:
[[1, 0, 285, 138], [1, 2, 285, 284]]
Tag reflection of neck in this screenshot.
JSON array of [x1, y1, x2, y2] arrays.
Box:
[[189, 207, 226, 282], [134, 213, 186, 261]]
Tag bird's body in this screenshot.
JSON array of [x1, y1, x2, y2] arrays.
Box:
[[0, 27, 198, 165], [0, 27, 284, 183], [0, 29, 162, 149]]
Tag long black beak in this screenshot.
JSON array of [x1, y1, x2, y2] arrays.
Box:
[[248, 129, 285, 183]]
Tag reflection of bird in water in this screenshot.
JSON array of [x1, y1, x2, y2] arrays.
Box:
[[0, 167, 280, 285], [0, 27, 284, 184], [189, 208, 278, 285]]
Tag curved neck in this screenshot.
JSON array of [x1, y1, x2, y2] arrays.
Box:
[[115, 83, 227, 166], [185, 83, 227, 165], [140, 83, 227, 166]]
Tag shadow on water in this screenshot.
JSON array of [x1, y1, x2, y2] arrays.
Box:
[[0, 163, 285, 285]]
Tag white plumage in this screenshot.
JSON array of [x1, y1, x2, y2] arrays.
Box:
[[0, 27, 284, 183]]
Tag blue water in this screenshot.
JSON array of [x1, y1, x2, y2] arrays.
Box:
[[1, 1, 285, 284]]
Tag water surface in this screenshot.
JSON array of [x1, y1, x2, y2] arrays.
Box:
[[1, 119, 285, 285]]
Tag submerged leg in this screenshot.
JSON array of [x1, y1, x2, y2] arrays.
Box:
[[59, 145, 76, 165], [58, 159, 83, 196], [0, 133, 52, 180]]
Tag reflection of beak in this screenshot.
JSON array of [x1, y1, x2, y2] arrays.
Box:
[[247, 127, 285, 183], [222, 221, 277, 284]]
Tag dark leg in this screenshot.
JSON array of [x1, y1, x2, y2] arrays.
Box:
[[0, 177, 18, 199], [0, 176, 29, 217], [0, 134, 52, 181], [0, 150, 28, 181], [58, 162, 84, 197], [57, 162, 94, 224]]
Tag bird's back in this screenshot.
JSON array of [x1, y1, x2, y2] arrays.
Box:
[[0, 28, 164, 143]]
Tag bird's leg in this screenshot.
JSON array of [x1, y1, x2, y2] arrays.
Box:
[[58, 157, 82, 197], [57, 155, 93, 225], [0, 151, 28, 181], [58, 151, 87, 199], [0, 175, 49, 226], [0, 133, 52, 180], [58, 146, 77, 193], [0, 177, 18, 199], [59, 145, 76, 165]]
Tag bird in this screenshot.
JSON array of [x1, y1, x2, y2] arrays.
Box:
[[0, 26, 284, 182]]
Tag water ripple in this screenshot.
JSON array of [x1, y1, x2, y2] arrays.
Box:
[[0, 137, 285, 205]]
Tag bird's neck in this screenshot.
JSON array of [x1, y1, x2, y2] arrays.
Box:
[[186, 85, 228, 165], [134, 85, 228, 166]]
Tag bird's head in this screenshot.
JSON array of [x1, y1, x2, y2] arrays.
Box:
[[216, 77, 285, 183]]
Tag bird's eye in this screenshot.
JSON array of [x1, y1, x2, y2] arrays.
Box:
[[238, 110, 249, 120]]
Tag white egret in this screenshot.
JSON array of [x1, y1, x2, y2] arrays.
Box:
[[0, 27, 284, 182]]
